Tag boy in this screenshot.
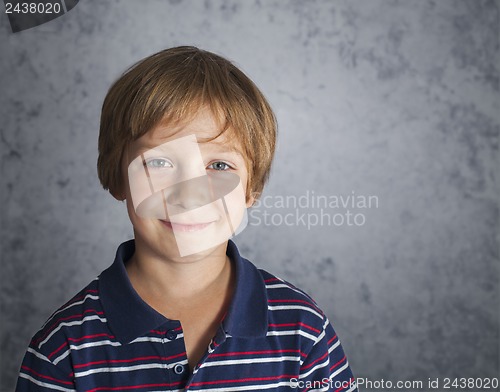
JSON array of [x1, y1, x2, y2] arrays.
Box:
[[17, 46, 357, 391]]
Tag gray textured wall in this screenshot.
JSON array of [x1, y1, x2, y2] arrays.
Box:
[[1, 0, 499, 390]]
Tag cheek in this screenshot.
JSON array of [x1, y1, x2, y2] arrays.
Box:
[[223, 179, 248, 233], [125, 196, 142, 225]]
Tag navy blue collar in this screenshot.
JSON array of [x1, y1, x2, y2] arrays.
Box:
[[99, 240, 268, 344]]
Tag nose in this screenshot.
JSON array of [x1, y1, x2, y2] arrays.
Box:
[[165, 175, 214, 213]]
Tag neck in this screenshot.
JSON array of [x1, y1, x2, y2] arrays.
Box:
[[125, 239, 232, 317]]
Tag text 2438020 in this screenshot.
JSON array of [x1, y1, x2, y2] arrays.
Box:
[[5, 2, 62, 14]]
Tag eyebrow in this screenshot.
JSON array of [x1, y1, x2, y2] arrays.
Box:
[[199, 141, 244, 157], [131, 132, 245, 159]]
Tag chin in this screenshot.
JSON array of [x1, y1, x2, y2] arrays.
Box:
[[134, 227, 228, 263]]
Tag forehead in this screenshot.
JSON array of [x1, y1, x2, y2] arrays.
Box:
[[137, 107, 237, 147]]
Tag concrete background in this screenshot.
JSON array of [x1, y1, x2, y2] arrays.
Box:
[[1, 0, 498, 390]]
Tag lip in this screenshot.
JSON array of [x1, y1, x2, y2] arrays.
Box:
[[160, 220, 215, 232]]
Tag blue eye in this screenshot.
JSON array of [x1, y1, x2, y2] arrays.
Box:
[[144, 158, 173, 169], [208, 161, 231, 171]]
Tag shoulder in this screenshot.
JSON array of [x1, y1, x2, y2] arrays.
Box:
[[230, 241, 327, 333], [259, 268, 324, 315], [258, 268, 329, 339], [257, 268, 349, 377], [28, 278, 107, 363]]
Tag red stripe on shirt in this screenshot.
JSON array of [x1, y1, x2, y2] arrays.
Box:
[[268, 322, 321, 334], [208, 349, 305, 358], [189, 374, 297, 387], [301, 350, 328, 370], [329, 355, 347, 372], [21, 366, 73, 386], [74, 352, 186, 369]]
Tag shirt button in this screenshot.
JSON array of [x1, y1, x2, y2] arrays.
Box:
[[165, 329, 177, 340], [173, 363, 185, 375]]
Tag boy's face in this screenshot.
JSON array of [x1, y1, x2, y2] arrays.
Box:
[[122, 107, 251, 259]]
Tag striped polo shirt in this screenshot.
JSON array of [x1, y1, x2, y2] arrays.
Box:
[[17, 240, 357, 391]]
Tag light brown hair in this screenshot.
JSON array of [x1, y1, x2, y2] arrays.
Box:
[[97, 46, 277, 201]]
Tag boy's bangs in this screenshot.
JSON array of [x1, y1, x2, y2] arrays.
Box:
[[129, 60, 249, 155], [128, 59, 236, 142]]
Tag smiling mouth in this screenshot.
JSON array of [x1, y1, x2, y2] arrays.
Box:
[[160, 220, 215, 232]]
